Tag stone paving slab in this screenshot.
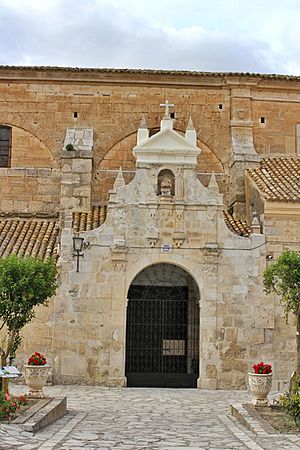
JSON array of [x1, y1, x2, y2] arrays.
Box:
[[0, 385, 298, 449]]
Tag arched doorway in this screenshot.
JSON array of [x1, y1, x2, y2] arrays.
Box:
[[125, 263, 200, 388]]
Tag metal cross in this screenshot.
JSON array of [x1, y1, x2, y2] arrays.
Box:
[[160, 100, 175, 118]]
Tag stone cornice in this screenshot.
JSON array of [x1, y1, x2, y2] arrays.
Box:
[[264, 201, 300, 217], [0, 65, 300, 89]]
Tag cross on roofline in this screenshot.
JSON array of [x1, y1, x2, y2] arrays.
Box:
[[160, 100, 175, 118]]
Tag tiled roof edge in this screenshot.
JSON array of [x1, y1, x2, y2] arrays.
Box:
[[0, 65, 299, 80], [223, 211, 251, 237], [0, 212, 59, 219], [246, 157, 300, 202]]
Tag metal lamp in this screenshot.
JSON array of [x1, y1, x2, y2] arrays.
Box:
[[73, 236, 84, 272]]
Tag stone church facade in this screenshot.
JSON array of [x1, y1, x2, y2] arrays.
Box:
[[0, 66, 300, 389]]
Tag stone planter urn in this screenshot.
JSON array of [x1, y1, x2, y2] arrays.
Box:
[[23, 365, 50, 398], [248, 372, 272, 406]]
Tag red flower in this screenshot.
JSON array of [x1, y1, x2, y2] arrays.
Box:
[[252, 361, 272, 374], [27, 352, 47, 365]]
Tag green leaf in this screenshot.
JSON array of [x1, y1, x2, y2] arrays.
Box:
[[0, 255, 57, 362]]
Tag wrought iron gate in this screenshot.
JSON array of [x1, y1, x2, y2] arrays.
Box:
[[126, 285, 199, 388]]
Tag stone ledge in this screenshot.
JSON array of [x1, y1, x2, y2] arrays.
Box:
[[12, 398, 51, 424], [19, 397, 67, 432], [61, 149, 93, 159], [230, 403, 278, 435]]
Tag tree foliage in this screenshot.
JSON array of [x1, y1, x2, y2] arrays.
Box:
[[263, 249, 300, 321], [0, 255, 57, 366], [264, 249, 300, 374]]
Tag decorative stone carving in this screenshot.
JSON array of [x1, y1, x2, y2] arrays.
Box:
[[208, 172, 219, 195], [251, 212, 261, 234], [113, 167, 125, 191], [157, 169, 175, 197], [176, 210, 183, 220], [160, 175, 173, 196], [113, 260, 126, 271], [160, 209, 173, 219], [23, 365, 50, 398], [146, 226, 159, 247], [147, 236, 159, 248], [149, 209, 156, 219], [202, 244, 220, 264], [111, 239, 128, 271], [111, 237, 127, 250], [173, 231, 185, 248], [137, 115, 149, 144]]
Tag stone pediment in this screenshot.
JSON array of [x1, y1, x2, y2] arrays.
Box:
[[133, 128, 200, 167]]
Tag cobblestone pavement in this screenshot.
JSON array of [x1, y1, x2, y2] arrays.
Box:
[[0, 385, 299, 449]]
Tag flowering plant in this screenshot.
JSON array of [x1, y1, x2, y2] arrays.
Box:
[[28, 352, 47, 365], [0, 392, 27, 421], [252, 361, 272, 374]]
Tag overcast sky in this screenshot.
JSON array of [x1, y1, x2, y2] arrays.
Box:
[[0, 0, 300, 75]]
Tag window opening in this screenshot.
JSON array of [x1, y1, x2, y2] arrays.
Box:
[[0, 126, 11, 167]]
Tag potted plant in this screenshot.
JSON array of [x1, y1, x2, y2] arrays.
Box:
[[248, 361, 272, 406], [23, 352, 49, 398]]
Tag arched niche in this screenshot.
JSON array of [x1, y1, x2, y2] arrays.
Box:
[[157, 168, 175, 196]]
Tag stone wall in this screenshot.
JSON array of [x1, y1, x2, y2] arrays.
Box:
[[0, 167, 60, 215], [17, 163, 274, 390], [252, 95, 300, 155], [1, 68, 300, 217], [0, 124, 59, 215], [19, 224, 292, 390], [1, 68, 300, 389], [10, 125, 56, 168]]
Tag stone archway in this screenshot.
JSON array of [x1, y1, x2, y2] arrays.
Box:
[[125, 263, 200, 388]]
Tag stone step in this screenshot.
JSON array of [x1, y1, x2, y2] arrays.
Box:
[[14, 397, 67, 432], [12, 398, 52, 424]]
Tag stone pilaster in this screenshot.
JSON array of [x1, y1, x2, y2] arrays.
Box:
[[229, 88, 259, 218], [60, 128, 93, 212]]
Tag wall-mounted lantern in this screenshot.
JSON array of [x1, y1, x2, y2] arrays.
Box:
[[73, 236, 84, 272]]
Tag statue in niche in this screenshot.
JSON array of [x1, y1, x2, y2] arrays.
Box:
[[160, 175, 173, 196], [157, 169, 175, 197]]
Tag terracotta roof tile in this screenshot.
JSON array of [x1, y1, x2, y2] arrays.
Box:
[[0, 65, 299, 81], [0, 219, 59, 260], [72, 206, 107, 232], [223, 211, 251, 237], [247, 158, 300, 201], [0, 208, 249, 254], [0, 207, 107, 260]]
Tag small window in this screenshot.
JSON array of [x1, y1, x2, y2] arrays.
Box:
[[218, 104, 223, 110], [73, 112, 78, 119], [0, 126, 11, 167], [260, 117, 265, 124], [170, 112, 175, 119]]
